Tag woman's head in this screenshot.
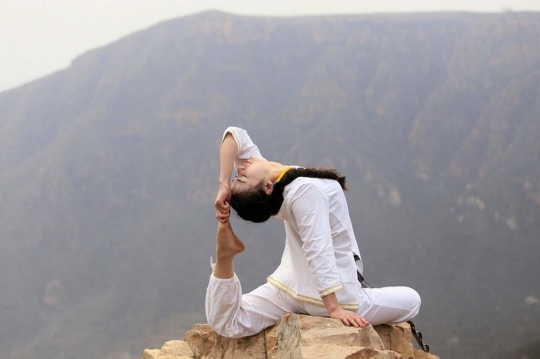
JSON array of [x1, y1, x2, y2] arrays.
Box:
[[231, 156, 274, 195], [230, 167, 347, 223], [230, 184, 276, 223]]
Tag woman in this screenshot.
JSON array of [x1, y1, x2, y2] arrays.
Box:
[[206, 126, 420, 338]]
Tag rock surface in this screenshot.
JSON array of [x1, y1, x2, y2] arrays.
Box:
[[142, 314, 439, 359]]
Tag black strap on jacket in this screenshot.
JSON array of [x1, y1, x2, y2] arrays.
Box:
[[353, 254, 373, 288], [353, 254, 430, 353]]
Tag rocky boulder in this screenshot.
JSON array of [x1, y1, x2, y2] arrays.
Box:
[[142, 314, 439, 359]]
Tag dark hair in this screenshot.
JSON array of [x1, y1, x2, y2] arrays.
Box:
[[230, 168, 347, 223]]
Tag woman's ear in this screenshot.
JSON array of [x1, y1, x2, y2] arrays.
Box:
[[264, 181, 274, 195]]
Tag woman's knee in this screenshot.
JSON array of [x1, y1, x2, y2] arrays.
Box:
[[207, 307, 268, 338], [361, 286, 421, 324], [212, 324, 245, 338], [207, 314, 246, 338], [405, 287, 422, 318]]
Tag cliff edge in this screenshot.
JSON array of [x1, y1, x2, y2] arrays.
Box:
[[142, 313, 439, 359]]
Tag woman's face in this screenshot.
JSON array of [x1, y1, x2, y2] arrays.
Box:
[[231, 156, 269, 194]]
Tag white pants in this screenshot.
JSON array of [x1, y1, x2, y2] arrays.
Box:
[[205, 273, 421, 338]]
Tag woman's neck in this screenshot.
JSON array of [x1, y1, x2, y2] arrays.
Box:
[[267, 162, 288, 182]]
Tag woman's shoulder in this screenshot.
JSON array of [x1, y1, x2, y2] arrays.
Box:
[[290, 176, 335, 187], [285, 177, 330, 198]]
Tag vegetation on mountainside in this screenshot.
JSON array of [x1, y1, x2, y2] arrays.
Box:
[[1, 11, 539, 359]]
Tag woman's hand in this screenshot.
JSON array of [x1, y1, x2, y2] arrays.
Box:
[[328, 307, 370, 328], [215, 183, 231, 223], [322, 293, 369, 328]]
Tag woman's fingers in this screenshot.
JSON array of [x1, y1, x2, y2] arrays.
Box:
[[341, 313, 369, 328], [214, 199, 229, 210], [216, 211, 229, 222], [215, 203, 230, 222], [215, 184, 232, 222], [330, 307, 370, 329], [355, 315, 369, 328]]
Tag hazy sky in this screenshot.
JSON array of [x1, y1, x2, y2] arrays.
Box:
[[1, 0, 540, 93]]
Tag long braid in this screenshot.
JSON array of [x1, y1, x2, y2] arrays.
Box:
[[277, 168, 347, 191]]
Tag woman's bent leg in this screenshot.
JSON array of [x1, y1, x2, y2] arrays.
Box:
[[205, 276, 290, 338], [356, 286, 421, 325], [206, 222, 298, 338]]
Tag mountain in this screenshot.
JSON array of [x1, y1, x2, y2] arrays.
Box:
[[0, 10, 539, 359]]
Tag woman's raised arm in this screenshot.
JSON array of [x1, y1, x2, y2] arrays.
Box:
[[215, 133, 238, 222]]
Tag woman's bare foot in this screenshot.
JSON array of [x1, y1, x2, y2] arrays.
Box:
[[213, 221, 244, 279], [216, 221, 245, 258]]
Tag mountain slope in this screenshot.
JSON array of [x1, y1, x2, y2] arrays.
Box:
[[0, 11, 539, 359]]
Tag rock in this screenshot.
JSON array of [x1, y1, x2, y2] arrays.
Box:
[[265, 313, 302, 358], [142, 314, 440, 359], [183, 323, 267, 358], [142, 340, 193, 359], [374, 323, 414, 359]]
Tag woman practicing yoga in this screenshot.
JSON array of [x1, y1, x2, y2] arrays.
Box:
[[206, 126, 421, 338]]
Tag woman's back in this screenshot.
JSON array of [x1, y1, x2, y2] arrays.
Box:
[[268, 177, 362, 310]]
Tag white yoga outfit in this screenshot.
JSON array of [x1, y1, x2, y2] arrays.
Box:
[[206, 127, 420, 338]]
